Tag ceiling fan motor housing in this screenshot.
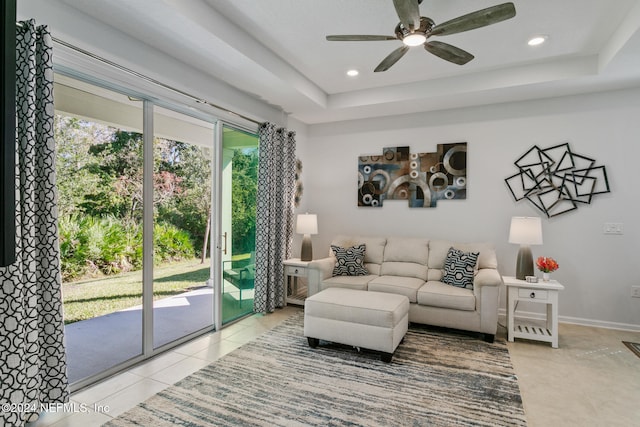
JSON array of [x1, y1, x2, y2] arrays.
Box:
[[395, 16, 435, 41]]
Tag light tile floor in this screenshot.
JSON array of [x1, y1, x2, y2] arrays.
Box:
[[27, 306, 298, 427], [27, 307, 640, 426], [507, 321, 640, 427]]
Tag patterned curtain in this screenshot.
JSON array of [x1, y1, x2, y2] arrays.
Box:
[[0, 20, 69, 425], [254, 123, 296, 313]]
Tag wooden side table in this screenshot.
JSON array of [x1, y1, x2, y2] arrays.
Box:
[[282, 258, 310, 305], [504, 276, 565, 348]]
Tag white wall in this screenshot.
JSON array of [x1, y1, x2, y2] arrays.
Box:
[[299, 88, 640, 330], [287, 117, 311, 258]]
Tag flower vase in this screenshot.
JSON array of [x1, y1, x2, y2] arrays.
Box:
[[542, 272, 550, 282]]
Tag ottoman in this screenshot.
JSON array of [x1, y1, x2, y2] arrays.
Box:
[[304, 287, 410, 362]]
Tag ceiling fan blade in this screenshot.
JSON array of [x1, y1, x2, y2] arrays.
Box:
[[393, 0, 420, 31], [424, 41, 474, 65], [430, 2, 516, 36], [326, 35, 397, 41], [374, 45, 410, 72]]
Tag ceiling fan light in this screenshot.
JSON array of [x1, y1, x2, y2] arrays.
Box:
[[403, 33, 426, 47], [528, 35, 547, 46]]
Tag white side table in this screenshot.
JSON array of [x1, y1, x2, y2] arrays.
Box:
[[504, 276, 565, 348], [282, 258, 311, 305]]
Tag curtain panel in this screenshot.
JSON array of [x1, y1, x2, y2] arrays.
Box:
[[254, 123, 296, 313], [0, 20, 69, 425]]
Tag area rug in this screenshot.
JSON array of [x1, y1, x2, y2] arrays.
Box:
[[106, 312, 527, 426], [623, 341, 640, 359]]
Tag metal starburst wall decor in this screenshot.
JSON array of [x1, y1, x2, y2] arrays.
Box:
[[505, 142, 610, 217]]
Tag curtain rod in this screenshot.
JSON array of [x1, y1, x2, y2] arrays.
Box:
[[17, 21, 263, 126]]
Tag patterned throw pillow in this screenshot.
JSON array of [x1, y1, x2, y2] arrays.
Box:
[[331, 244, 368, 276], [442, 247, 479, 289]]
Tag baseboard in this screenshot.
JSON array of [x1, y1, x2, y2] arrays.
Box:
[[498, 308, 640, 332]]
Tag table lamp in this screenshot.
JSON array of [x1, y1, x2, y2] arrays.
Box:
[[296, 213, 317, 261], [509, 216, 543, 280]]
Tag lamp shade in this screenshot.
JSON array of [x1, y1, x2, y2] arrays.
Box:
[[508, 216, 543, 245], [296, 213, 317, 235]]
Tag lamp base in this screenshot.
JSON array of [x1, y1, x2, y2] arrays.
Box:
[[300, 235, 313, 261], [515, 245, 534, 280]]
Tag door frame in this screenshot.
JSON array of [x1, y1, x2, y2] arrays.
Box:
[[214, 121, 259, 327]]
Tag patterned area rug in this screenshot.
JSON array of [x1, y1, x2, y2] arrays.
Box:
[[106, 312, 527, 426]]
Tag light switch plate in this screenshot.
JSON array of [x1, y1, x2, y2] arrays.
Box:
[[603, 223, 623, 235]]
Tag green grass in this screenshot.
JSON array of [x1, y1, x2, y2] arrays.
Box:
[[62, 258, 211, 324]]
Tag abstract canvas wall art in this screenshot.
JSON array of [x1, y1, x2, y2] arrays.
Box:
[[505, 142, 610, 217], [358, 143, 467, 208]]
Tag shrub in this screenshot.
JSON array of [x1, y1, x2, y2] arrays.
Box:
[[59, 215, 141, 280], [59, 215, 89, 281], [59, 215, 196, 281], [92, 216, 131, 275], [153, 222, 195, 263]]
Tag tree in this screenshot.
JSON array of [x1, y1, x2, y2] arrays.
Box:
[[86, 129, 146, 223], [231, 148, 258, 255], [54, 115, 113, 218], [155, 139, 212, 257]]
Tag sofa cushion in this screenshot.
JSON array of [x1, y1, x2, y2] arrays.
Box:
[[331, 244, 368, 276], [442, 247, 479, 289], [379, 237, 429, 281], [383, 237, 429, 264], [417, 281, 476, 311], [381, 262, 428, 281], [321, 274, 378, 291], [427, 269, 444, 282], [368, 275, 425, 303]]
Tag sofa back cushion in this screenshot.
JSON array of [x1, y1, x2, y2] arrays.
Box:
[[380, 237, 429, 280], [330, 235, 386, 275]]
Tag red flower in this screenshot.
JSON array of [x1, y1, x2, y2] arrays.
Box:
[[536, 256, 559, 273]]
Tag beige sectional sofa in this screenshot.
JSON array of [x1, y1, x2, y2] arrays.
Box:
[[307, 235, 502, 342]]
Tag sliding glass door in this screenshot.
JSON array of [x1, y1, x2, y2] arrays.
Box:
[[55, 75, 144, 384], [220, 125, 259, 324], [56, 74, 259, 389], [152, 107, 215, 348]]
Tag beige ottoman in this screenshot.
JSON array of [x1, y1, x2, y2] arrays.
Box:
[[304, 288, 409, 362]]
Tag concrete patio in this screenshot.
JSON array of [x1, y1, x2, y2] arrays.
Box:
[[65, 285, 254, 384]]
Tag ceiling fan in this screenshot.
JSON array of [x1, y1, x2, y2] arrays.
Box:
[[326, 0, 516, 72]]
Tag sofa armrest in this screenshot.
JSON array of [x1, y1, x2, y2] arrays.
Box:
[[307, 257, 335, 296], [474, 268, 502, 335], [474, 268, 502, 288]]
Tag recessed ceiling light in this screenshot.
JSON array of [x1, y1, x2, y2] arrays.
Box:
[[403, 33, 427, 47], [528, 35, 547, 46], [346, 69, 359, 77]]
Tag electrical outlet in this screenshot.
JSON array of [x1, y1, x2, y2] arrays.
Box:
[[632, 286, 640, 298], [603, 223, 624, 235]]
